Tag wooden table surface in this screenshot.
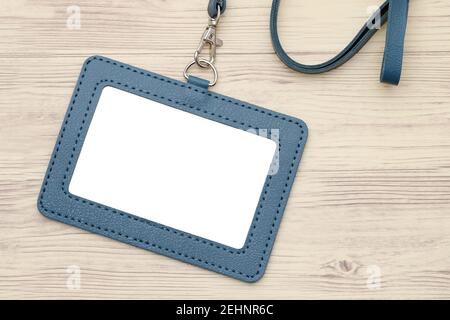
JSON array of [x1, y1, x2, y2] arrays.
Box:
[[1, 0, 449, 299]]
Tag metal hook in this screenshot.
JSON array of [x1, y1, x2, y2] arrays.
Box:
[[183, 5, 223, 87], [194, 6, 223, 67]]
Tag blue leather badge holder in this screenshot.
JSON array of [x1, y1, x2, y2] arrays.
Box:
[[38, 56, 308, 282]]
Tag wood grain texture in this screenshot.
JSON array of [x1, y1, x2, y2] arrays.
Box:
[[1, 0, 450, 299]]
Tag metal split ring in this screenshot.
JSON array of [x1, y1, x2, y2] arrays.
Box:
[[183, 58, 218, 87]]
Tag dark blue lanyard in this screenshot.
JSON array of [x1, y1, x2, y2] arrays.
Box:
[[208, 0, 409, 85]]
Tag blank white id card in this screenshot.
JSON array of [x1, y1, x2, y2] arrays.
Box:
[[69, 86, 277, 249], [38, 56, 308, 281]]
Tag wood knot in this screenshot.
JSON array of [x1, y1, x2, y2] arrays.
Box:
[[321, 258, 362, 277], [339, 260, 354, 273]]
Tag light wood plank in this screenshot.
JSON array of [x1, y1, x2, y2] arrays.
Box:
[[1, 0, 449, 299]]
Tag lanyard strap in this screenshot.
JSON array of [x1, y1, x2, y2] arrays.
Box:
[[207, 0, 409, 85]]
